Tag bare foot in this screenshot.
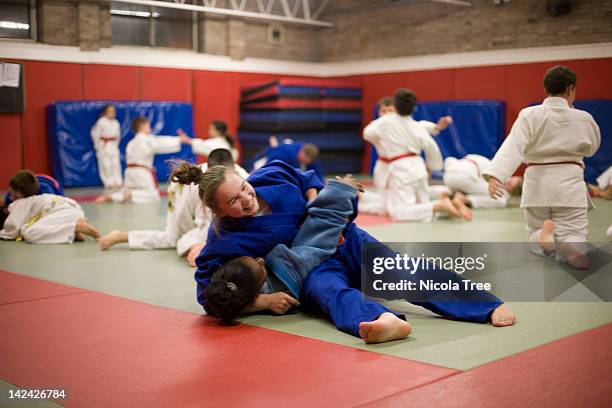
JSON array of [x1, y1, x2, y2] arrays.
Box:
[[74, 232, 85, 242], [539, 220, 556, 255], [358, 312, 411, 344], [433, 196, 462, 219], [75, 219, 101, 239], [490, 304, 516, 327], [452, 192, 473, 221], [559, 242, 589, 269], [95, 194, 112, 204], [98, 230, 128, 251]]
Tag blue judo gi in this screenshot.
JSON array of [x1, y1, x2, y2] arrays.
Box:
[[195, 160, 503, 337], [262, 179, 358, 298], [253, 143, 324, 184], [3, 174, 64, 206]]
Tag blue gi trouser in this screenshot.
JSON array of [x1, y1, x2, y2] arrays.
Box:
[[301, 223, 503, 337]]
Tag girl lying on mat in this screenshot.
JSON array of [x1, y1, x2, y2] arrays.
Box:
[[173, 160, 516, 344]]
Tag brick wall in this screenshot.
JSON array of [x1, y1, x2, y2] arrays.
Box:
[[30, 0, 612, 62], [319, 0, 612, 61]]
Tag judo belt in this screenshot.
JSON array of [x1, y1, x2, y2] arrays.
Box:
[[526, 161, 583, 168], [465, 158, 481, 176], [127, 163, 158, 187], [100, 136, 119, 143], [377, 152, 417, 163]]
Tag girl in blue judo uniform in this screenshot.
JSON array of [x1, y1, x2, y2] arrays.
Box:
[[173, 160, 516, 343]]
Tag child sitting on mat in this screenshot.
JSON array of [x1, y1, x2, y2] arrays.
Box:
[[204, 175, 362, 324], [484, 65, 601, 269], [0, 170, 99, 244], [96, 117, 190, 204]]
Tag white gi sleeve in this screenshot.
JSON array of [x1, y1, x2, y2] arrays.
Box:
[[483, 110, 532, 182], [152, 136, 182, 154], [0, 200, 33, 240]]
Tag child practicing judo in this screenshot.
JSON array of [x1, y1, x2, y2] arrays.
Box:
[[98, 149, 249, 266], [363, 88, 467, 221], [0, 170, 99, 244], [360, 96, 453, 216], [251, 141, 323, 182], [204, 174, 363, 325], [443, 154, 523, 213], [96, 117, 190, 204], [178, 120, 239, 161], [91, 104, 122, 189], [484, 65, 601, 269]]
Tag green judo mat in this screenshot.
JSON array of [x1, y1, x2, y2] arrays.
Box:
[[1, 193, 611, 370]]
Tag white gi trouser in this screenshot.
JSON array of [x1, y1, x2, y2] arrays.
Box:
[[127, 182, 209, 256], [91, 117, 122, 188], [524, 206, 588, 259], [111, 166, 160, 204]]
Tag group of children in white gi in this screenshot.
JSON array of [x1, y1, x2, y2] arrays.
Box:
[[0, 65, 606, 273], [361, 65, 603, 269]]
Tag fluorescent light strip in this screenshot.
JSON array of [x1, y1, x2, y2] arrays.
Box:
[[110, 9, 160, 18], [0, 21, 30, 30]]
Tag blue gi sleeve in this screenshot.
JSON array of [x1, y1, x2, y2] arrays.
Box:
[[264, 180, 357, 298]]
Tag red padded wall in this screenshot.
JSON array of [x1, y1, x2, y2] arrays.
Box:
[[83, 64, 140, 100], [1, 57, 611, 187]]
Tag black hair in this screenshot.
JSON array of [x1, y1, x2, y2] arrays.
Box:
[[394, 88, 417, 116], [204, 258, 260, 325], [543, 65, 577, 96], [211, 120, 235, 148], [208, 148, 235, 167], [9, 170, 39, 197], [131, 116, 149, 133], [0, 205, 8, 230], [99, 104, 114, 118]]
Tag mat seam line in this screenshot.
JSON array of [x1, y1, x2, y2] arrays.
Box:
[[350, 369, 463, 408], [0, 291, 90, 307]]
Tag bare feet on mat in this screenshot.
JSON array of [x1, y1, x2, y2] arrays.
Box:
[[452, 192, 473, 221], [95, 194, 111, 204], [434, 196, 462, 218], [98, 230, 128, 251], [359, 312, 411, 344], [539, 220, 556, 255], [559, 242, 590, 269], [75, 219, 101, 240], [74, 232, 84, 242], [491, 304, 516, 327]]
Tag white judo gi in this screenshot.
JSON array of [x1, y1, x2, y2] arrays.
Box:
[[596, 166, 612, 190], [484, 97, 601, 257], [191, 137, 239, 162], [111, 132, 182, 204], [363, 112, 444, 222], [127, 163, 249, 255], [0, 194, 84, 244], [444, 154, 510, 209], [91, 116, 122, 188]]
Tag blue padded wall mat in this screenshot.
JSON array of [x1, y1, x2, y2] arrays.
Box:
[[47, 101, 195, 187]]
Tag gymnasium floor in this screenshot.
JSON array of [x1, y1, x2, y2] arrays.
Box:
[[1, 185, 611, 407]]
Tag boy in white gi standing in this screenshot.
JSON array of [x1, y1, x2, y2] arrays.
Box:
[[484, 66, 601, 269], [91, 105, 122, 189], [96, 117, 189, 204]]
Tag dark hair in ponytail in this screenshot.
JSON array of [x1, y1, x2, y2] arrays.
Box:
[[205, 258, 260, 325], [211, 120, 235, 148]]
